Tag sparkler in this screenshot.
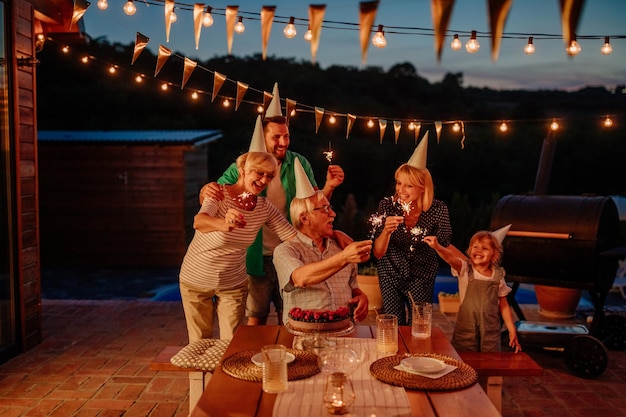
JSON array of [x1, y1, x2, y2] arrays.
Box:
[[323, 141, 334, 163]]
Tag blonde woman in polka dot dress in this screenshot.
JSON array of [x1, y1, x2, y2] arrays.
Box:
[[372, 163, 452, 326]]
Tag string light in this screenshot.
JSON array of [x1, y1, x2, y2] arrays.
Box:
[[161, 82, 168, 91], [450, 34, 462, 51], [222, 98, 231, 107], [81, 55, 90, 64], [108, 65, 117, 74], [284, 17, 297, 39], [202, 6, 214, 27], [170, 10, 177, 23], [524, 36, 535, 55], [304, 25, 312, 42], [550, 119, 560, 131], [62, 45, 70, 53], [372, 25, 387, 48], [452, 122, 461, 132], [408, 122, 416, 130], [234, 17, 245, 34], [134, 74, 144, 83], [466, 30, 480, 53], [257, 105, 264, 113], [603, 115, 613, 128], [290, 109, 296, 117], [601, 36, 612, 55], [367, 119, 375, 128], [328, 114, 337, 124], [499, 121, 509, 133], [566, 35, 581, 56], [123, 0, 136, 16], [97, 0, 108, 11]]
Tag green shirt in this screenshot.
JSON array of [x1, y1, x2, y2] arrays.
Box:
[[217, 150, 319, 275]]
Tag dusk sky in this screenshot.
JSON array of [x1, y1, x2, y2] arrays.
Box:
[[81, 0, 625, 91]]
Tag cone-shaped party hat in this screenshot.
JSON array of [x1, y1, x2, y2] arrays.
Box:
[[265, 82, 282, 118], [491, 224, 511, 244], [294, 157, 316, 199], [248, 115, 267, 152], [407, 130, 429, 169]]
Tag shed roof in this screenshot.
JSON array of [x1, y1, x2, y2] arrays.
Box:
[[38, 130, 222, 146]]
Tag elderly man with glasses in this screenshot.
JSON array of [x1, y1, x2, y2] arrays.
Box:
[[273, 158, 371, 325]]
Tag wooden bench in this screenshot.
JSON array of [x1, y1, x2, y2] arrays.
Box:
[[150, 346, 212, 416], [459, 351, 543, 414]]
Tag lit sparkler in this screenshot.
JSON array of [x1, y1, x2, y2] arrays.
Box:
[[323, 142, 333, 163]]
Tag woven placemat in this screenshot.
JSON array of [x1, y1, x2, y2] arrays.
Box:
[[221, 349, 320, 382], [370, 353, 477, 391]]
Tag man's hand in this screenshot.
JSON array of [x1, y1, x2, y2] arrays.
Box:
[[325, 165, 344, 189], [199, 182, 224, 205], [341, 240, 373, 265]]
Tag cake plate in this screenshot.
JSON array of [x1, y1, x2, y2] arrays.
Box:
[[284, 321, 355, 337]]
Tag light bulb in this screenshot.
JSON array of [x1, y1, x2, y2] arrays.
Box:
[[161, 83, 168, 91], [367, 119, 374, 128], [108, 65, 117, 74], [97, 0, 108, 10], [284, 17, 297, 39], [304, 26, 312, 42], [329, 115, 336, 124], [550, 120, 559, 131], [191, 91, 199, 100], [170, 11, 177, 23], [465, 30, 480, 53], [450, 34, 462, 51], [524, 36, 535, 55], [408, 122, 416, 130], [601, 36, 612, 55], [257, 105, 264, 114], [372, 25, 387, 48], [123, 0, 136, 16], [234, 17, 245, 34], [81, 55, 89, 64], [61, 45, 69, 53], [290, 109, 296, 117], [452, 122, 461, 133], [135, 75, 144, 83], [499, 122, 509, 133], [202, 7, 214, 27], [223, 99, 231, 107], [566, 37, 581, 57], [603, 116, 613, 128]]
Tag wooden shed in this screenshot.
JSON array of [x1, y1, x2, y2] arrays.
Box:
[[38, 130, 221, 268]]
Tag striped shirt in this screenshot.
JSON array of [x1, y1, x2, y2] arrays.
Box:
[[273, 231, 358, 323], [179, 194, 296, 290]]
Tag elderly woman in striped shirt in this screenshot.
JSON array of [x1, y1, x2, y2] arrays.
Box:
[[179, 151, 297, 341]]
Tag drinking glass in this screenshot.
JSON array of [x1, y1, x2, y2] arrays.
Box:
[[411, 302, 432, 339], [376, 314, 398, 354], [261, 344, 288, 393]]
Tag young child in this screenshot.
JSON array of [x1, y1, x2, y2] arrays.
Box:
[[423, 224, 521, 353]]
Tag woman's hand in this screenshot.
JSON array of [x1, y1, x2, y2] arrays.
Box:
[[383, 216, 404, 234], [224, 209, 246, 230]]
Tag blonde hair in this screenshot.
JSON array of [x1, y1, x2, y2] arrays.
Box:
[[290, 191, 324, 229], [236, 151, 278, 176], [466, 231, 504, 267], [394, 164, 434, 212]]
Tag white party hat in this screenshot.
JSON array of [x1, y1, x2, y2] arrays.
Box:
[[407, 130, 429, 169], [294, 157, 316, 198], [265, 82, 283, 118], [248, 115, 267, 152], [491, 224, 511, 244]]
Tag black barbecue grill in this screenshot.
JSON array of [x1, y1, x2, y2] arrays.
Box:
[[490, 194, 626, 377]]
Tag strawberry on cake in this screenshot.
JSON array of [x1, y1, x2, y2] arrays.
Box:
[[287, 306, 352, 332]]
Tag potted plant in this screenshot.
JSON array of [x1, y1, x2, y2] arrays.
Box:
[[356, 262, 383, 313]]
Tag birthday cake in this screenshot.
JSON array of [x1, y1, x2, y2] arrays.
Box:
[[287, 306, 352, 333]]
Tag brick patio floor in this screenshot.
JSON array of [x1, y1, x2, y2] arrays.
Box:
[[0, 299, 625, 417]]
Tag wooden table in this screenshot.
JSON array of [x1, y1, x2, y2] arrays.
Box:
[[191, 325, 500, 417]]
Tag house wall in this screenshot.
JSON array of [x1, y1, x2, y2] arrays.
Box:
[[38, 143, 209, 267], [14, 1, 43, 349]]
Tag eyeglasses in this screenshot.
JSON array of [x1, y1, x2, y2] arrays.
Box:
[[249, 170, 275, 181], [313, 205, 334, 214]]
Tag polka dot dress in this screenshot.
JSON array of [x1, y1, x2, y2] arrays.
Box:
[[374, 198, 452, 325]]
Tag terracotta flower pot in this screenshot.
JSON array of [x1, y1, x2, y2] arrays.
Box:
[[534, 285, 583, 319]]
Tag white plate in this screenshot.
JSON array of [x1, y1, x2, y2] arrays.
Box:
[[251, 352, 296, 367], [401, 357, 446, 373]]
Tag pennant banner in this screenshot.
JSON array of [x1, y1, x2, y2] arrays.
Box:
[[315, 107, 325, 133], [181, 58, 197, 89], [154, 45, 172, 76], [435, 120, 443, 143], [393, 120, 401, 144], [261, 6, 276, 60], [346, 113, 357, 139], [263, 91, 273, 115], [309, 4, 326, 64], [286, 98, 297, 124], [559, 0, 586, 49], [359, 1, 379, 65], [70, 0, 90, 31], [212, 72, 226, 102], [165, 0, 175, 43], [488, 0, 513, 61], [431, 0, 456, 62], [236, 81, 248, 110], [131, 32, 150, 65], [193, 3, 204, 50], [379, 119, 387, 144], [413, 122, 422, 144], [226, 5, 239, 55]]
